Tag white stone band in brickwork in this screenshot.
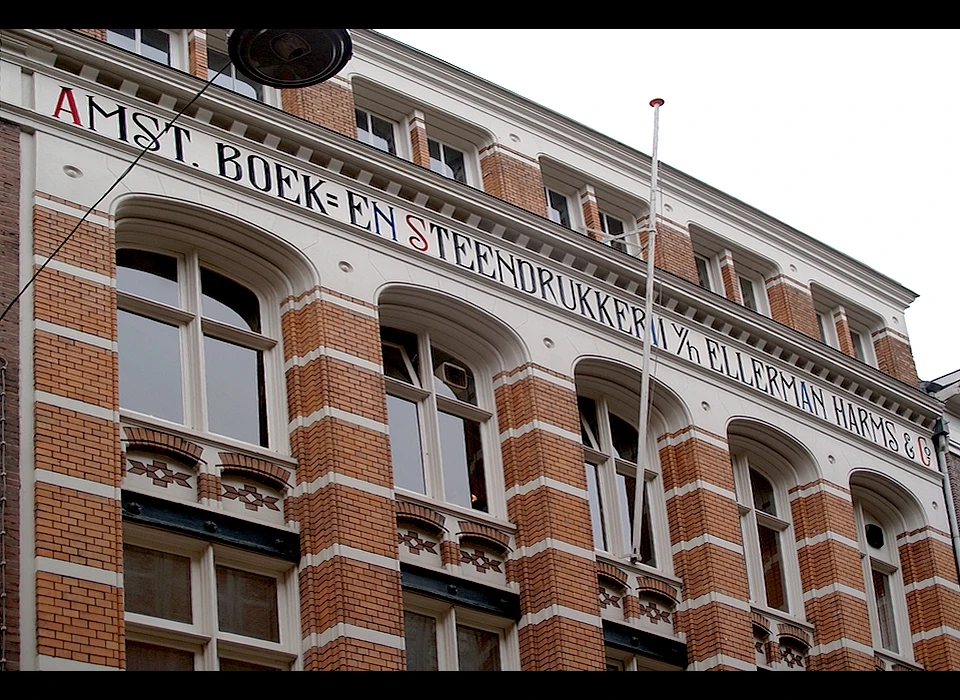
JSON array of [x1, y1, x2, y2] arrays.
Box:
[[302, 544, 399, 572], [37, 655, 121, 671], [35, 195, 112, 229], [676, 591, 750, 614], [492, 366, 575, 391], [801, 583, 867, 603], [796, 531, 860, 551], [35, 391, 119, 422], [505, 475, 588, 502], [518, 604, 602, 630], [664, 478, 737, 503], [670, 533, 743, 557], [789, 480, 851, 502], [689, 653, 754, 671], [290, 406, 389, 434], [499, 420, 580, 445], [903, 576, 960, 595], [808, 637, 875, 658], [292, 470, 394, 501], [35, 468, 120, 501], [284, 346, 382, 375], [302, 624, 405, 653], [35, 319, 116, 350], [36, 556, 122, 588], [512, 538, 596, 563], [33, 254, 114, 287]]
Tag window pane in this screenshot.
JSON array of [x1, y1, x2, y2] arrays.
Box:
[[609, 412, 638, 463], [740, 277, 758, 311], [123, 545, 192, 623], [578, 396, 600, 449], [585, 463, 606, 551], [204, 335, 267, 446], [118, 310, 183, 423], [117, 249, 179, 306], [757, 524, 788, 612], [381, 327, 420, 384], [817, 313, 828, 343], [457, 625, 501, 671], [404, 611, 439, 671], [201, 267, 261, 332], [432, 346, 477, 405], [219, 657, 282, 671], [141, 29, 171, 65], [106, 29, 137, 53], [616, 472, 635, 552], [749, 469, 777, 516], [216, 566, 279, 642], [126, 641, 194, 671], [546, 190, 570, 228], [207, 48, 231, 80], [443, 145, 466, 184], [386, 394, 425, 494], [438, 412, 486, 512], [639, 481, 656, 567], [851, 331, 866, 362], [696, 256, 711, 290], [872, 569, 899, 653], [370, 114, 397, 155]]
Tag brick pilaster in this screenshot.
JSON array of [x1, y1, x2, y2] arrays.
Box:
[[281, 77, 355, 138], [718, 250, 742, 304], [872, 328, 920, 387], [479, 145, 548, 217], [408, 111, 430, 170], [765, 276, 819, 339]]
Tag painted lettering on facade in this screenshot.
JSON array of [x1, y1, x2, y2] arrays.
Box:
[[45, 82, 933, 467]]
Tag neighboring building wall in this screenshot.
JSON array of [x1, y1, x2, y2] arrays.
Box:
[[0, 119, 21, 671]]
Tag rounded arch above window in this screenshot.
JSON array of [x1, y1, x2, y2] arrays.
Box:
[[376, 283, 529, 372], [726, 417, 819, 486], [849, 469, 925, 535]]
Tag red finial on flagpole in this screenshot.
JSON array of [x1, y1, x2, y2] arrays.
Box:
[[650, 98, 664, 107]]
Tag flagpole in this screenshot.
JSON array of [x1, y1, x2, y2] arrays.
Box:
[[632, 98, 663, 562]]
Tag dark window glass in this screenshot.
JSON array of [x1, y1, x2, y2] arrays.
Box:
[[219, 657, 282, 671], [851, 331, 867, 362], [216, 566, 279, 642], [750, 469, 777, 516], [204, 336, 267, 446], [578, 396, 600, 449], [639, 481, 656, 567], [432, 346, 477, 405], [201, 267, 261, 332], [118, 310, 183, 423], [873, 569, 898, 653], [609, 412, 639, 463], [601, 213, 626, 253], [757, 524, 788, 612], [429, 139, 466, 184], [546, 189, 571, 228], [123, 545, 192, 623], [209, 49, 263, 101], [817, 313, 828, 343], [740, 276, 758, 311], [117, 249, 179, 307], [438, 412, 486, 512], [695, 256, 712, 290], [404, 611, 439, 671], [140, 29, 171, 65], [356, 109, 397, 155], [381, 327, 420, 384], [386, 394, 425, 494], [456, 625, 500, 671], [126, 641, 194, 671], [106, 29, 137, 53]]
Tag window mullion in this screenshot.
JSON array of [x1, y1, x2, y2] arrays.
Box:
[[419, 334, 444, 502], [198, 546, 218, 670], [182, 253, 207, 433], [441, 607, 459, 671]]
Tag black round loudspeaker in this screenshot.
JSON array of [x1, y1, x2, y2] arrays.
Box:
[[228, 29, 352, 89]]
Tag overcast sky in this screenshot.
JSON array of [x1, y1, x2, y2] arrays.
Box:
[[376, 29, 958, 383]]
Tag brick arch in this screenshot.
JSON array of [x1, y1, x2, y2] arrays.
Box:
[[122, 426, 203, 467]]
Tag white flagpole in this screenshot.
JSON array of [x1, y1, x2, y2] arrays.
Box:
[[632, 98, 663, 562]]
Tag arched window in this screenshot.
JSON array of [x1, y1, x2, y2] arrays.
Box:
[[116, 245, 280, 449], [576, 376, 669, 571], [381, 325, 497, 514], [852, 486, 911, 659], [730, 440, 803, 616]]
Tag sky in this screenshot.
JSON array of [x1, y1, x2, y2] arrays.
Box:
[[376, 29, 958, 382]]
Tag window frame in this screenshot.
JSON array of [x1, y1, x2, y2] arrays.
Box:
[[852, 495, 912, 660], [738, 273, 769, 315], [600, 210, 641, 257], [122, 524, 300, 671], [732, 452, 803, 617], [381, 325, 505, 519], [115, 237, 286, 454], [544, 187, 575, 229], [427, 137, 470, 185], [355, 107, 399, 156], [694, 253, 720, 293], [402, 593, 519, 671], [578, 389, 671, 574], [105, 29, 185, 69]]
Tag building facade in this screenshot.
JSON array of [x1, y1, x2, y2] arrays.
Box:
[[1, 28, 958, 671]]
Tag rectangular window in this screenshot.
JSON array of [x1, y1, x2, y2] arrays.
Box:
[[851, 330, 867, 363], [356, 108, 397, 155], [695, 255, 713, 291], [107, 29, 172, 66], [545, 189, 571, 228], [872, 568, 899, 653], [402, 600, 514, 671], [740, 276, 759, 311], [208, 47, 265, 102], [600, 212, 627, 253], [428, 138, 467, 184]]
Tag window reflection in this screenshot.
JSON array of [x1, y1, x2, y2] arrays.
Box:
[[117, 249, 179, 307], [118, 310, 183, 423], [204, 335, 266, 446]]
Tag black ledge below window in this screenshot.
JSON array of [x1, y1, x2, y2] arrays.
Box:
[[603, 619, 687, 668], [121, 490, 300, 562], [401, 563, 521, 620]]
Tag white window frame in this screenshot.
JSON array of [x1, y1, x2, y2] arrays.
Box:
[[604, 646, 683, 671], [694, 253, 720, 293], [402, 593, 520, 671], [382, 325, 504, 519], [106, 29, 186, 70], [816, 311, 839, 349], [116, 237, 285, 454], [853, 496, 912, 661], [600, 210, 640, 257], [123, 525, 300, 671], [739, 273, 769, 315], [579, 393, 670, 574], [355, 107, 399, 156], [732, 453, 803, 617], [849, 327, 877, 367], [427, 136, 472, 185], [545, 187, 575, 229]]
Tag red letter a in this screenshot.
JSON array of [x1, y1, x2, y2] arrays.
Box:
[[52, 86, 82, 125]]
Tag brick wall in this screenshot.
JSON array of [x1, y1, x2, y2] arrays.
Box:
[[281, 79, 356, 137], [479, 146, 548, 217], [766, 276, 819, 340], [872, 329, 920, 387], [0, 119, 22, 670]]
